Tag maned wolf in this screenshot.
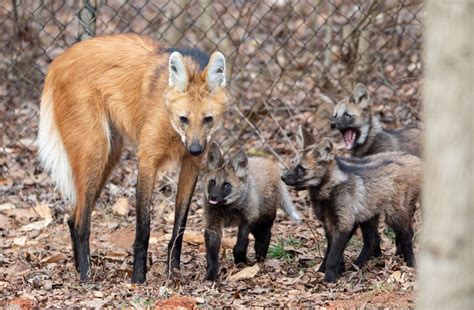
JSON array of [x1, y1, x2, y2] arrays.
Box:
[[282, 135, 422, 283], [203, 143, 300, 281], [282, 126, 382, 274], [330, 83, 421, 157], [38, 34, 228, 283], [329, 83, 422, 256]]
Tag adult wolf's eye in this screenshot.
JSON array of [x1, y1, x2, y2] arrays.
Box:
[[203, 116, 213, 124], [179, 116, 189, 124]]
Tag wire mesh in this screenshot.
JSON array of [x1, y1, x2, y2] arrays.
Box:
[[0, 0, 423, 206]]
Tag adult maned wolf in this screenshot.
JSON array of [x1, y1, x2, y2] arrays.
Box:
[[282, 135, 422, 283], [37, 34, 228, 283], [203, 143, 300, 281]]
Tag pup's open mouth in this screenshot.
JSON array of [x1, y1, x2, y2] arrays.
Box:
[[341, 128, 360, 150]]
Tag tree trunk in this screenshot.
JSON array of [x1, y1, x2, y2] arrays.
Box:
[[417, 0, 473, 309]]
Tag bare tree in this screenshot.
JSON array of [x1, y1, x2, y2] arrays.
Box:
[[417, 0, 473, 309]]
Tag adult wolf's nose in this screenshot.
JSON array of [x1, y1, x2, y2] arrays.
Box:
[[188, 141, 204, 156]]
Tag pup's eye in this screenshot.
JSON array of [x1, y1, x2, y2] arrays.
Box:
[[344, 112, 353, 119], [203, 116, 213, 124], [297, 164, 306, 172], [209, 179, 216, 187], [223, 183, 231, 190], [179, 116, 189, 124]]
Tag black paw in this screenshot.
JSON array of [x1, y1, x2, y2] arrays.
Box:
[[336, 262, 346, 275], [131, 271, 146, 284], [204, 270, 219, 282], [323, 270, 337, 283]]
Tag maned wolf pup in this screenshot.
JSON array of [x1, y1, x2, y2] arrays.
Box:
[[330, 83, 421, 157], [203, 142, 300, 281], [330, 83, 422, 256], [282, 136, 421, 283], [282, 126, 382, 274]]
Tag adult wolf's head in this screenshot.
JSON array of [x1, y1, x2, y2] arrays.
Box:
[[281, 126, 335, 190], [165, 50, 228, 156], [203, 142, 249, 206], [330, 83, 372, 150]]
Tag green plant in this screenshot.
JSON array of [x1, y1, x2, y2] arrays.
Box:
[[267, 236, 301, 260]]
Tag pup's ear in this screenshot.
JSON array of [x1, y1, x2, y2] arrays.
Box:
[[207, 142, 224, 170], [351, 83, 372, 109], [168, 52, 188, 92], [206, 52, 226, 92], [231, 150, 248, 178], [296, 125, 316, 149], [317, 138, 335, 161]]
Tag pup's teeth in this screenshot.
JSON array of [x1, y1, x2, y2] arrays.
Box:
[[208, 200, 218, 205]]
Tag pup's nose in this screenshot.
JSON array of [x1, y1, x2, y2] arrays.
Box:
[[188, 141, 204, 156]]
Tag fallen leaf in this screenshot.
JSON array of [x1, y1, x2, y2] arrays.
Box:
[[40, 252, 67, 264], [13, 236, 27, 247], [155, 296, 196, 309], [8, 297, 36, 309], [0, 214, 12, 230], [388, 270, 403, 283], [20, 219, 52, 231], [229, 264, 260, 281], [33, 204, 52, 220], [183, 231, 235, 249], [0, 203, 15, 212], [112, 198, 129, 216], [92, 291, 104, 298], [5, 208, 37, 220]]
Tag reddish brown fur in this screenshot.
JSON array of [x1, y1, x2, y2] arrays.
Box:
[[41, 34, 228, 282]]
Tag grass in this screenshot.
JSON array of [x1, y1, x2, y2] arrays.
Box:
[[267, 236, 301, 260], [383, 227, 396, 241]]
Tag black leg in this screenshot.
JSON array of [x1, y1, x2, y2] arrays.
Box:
[[324, 231, 352, 283], [131, 171, 155, 284], [234, 221, 250, 265], [204, 226, 222, 281], [67, 216, 80, 272], [395, 234, 403, 256], [252, 218, 274, 262], [318, 223, 334, 272], [353, 216, 380, 268], [166, 157, 199, 275], [391, 223, 416, 267]]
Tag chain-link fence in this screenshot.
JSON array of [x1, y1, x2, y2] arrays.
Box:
[[0, 0, 423, 207]]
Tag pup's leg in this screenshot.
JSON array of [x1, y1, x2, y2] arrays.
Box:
[[234, 221, 250, 265], [252, 217, 275, 262]]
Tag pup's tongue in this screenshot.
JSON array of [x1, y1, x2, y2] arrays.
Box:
[[208, 200, 218, 205], [344, 129, 356, 150]]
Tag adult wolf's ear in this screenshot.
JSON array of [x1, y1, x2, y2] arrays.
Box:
[[207, 142, 224, 170], [296, 125, 316, 149], [231, 150, 248, 178], [317, 138, 335, 161], [351, 83, 372, 109], [206, 52, 226, 92], [168, 52, 188, 92]]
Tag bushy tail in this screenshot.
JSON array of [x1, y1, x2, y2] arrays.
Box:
[[37, 89, 76, 204], [279, 181, 301, 222]]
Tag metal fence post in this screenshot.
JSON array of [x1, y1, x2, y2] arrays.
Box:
[[78, 0, 97, 41]]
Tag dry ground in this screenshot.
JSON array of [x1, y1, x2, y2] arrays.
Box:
[[0, 145, 420, 308]]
